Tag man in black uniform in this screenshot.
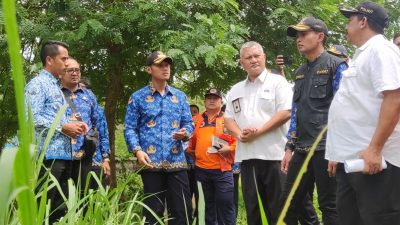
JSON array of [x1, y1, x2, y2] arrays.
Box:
[[279, 17, 348, 225]]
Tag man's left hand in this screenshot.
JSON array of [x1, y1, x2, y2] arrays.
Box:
[[360, 147, 383, 175], [217, 144, 231, 155], [102, 160, 111, 176], [172, 128, 187, 140]]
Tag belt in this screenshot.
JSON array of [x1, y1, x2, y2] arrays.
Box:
[[294, 146, 311, 154], [295, 145, 325, 154]]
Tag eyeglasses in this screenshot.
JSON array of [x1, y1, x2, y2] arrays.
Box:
[[64, 68, 81, 74]]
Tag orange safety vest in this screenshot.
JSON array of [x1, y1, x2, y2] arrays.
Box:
[[189, 112, 236, 171]]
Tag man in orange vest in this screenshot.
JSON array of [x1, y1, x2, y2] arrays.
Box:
[[188, 88, 236, 225]]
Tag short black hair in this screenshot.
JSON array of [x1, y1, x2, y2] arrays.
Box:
[[189, 104, 199, 111], [394, 33, 400, 40], [80, 77, 92, 89], [40, 40, 69, 66], [356, 14, 384, 34]]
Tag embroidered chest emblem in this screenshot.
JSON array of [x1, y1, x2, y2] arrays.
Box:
[[145, 95, 154, 103], [171, 96, 179, 103], [172, 145, 179, 154], [172, 120, 179, 129], [316, 69, 329, 75], [147, 120, 156, 128], [148, 145, 156, 154]]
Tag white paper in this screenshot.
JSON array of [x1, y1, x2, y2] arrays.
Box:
[[344, 158, 387, 173], [212, 136, 228, 148]]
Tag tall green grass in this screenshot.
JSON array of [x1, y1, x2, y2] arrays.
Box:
[[2, 0, 36, 224]]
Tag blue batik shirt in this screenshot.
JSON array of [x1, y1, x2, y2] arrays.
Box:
[[287, 63, 348, 141], [25, 70, 71, 160], [62, 86, 99, 160], [124, 84, 194, 171], [93, 106, 110, 166]]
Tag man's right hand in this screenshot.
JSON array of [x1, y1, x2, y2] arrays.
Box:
[[136, 150, 154, 168], [327, 161, 338, 177], [281, 149, 293, 174], [61, 122, 88, 138]]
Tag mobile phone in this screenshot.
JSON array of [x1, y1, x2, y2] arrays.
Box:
[[281, 56, 293, 65]]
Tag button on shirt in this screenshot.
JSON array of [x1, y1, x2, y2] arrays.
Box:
[[326, 34, 400, 167], [124, 84, 194, 171], [225, 69, 293, 162], [25, 70, 71, 160]]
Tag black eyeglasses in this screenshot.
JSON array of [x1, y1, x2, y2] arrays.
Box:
[[64, 68, 81, 74]]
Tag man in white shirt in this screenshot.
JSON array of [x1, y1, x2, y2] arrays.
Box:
[[326, 2, 400, 225], [224, 41, 292, 225]]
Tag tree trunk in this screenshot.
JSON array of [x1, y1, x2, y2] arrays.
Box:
[[104, 45, 123, 188]]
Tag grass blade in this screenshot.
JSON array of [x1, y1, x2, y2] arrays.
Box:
[[277, 126, 328, 225], [2, 0, 36, 224]]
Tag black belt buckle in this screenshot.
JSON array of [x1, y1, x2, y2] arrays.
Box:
[[295, 146, 311, 154]]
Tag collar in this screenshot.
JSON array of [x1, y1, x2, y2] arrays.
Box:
[[61, 84, 84, 94], [245, 69, 268, 85], [307, 51, 326, 66], [357, 34, 382, 51], [40, 69, 59, 85], [202, 111, 223, 123], [149, 82, 174, 96]]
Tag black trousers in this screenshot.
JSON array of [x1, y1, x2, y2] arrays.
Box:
[[71, 160, 93, 195], [38, 159, 72, 225], [282, 150, 339, 225], [241, 159, 283, 225], [233, 173, 240, 218], [336, 162, 400, 225], [141, 170, 192, 225], [187, 167, 198, 220]]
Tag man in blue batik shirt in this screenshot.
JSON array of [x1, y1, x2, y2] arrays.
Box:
[[124, 51, 194, 225], [279, 17, 348, 225], [60, 58, 100, 193], [79, 77, 111, 185], [25, 41, 88, 224]]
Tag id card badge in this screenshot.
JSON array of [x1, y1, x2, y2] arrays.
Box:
[[232, 98, 241, 113]]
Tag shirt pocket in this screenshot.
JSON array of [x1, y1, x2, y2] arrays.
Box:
[[259, 92, 275, 112], [310, 75, 330, 99]]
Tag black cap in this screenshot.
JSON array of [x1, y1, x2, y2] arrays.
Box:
[[146, 51, 173, 66], [327, 45, 349, 58], [339, 1, 388, 29], [204, 88, 222, 98], [287, 17, 329, 37]]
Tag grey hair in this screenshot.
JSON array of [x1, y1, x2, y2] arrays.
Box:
[[239, 41, 264, 57]]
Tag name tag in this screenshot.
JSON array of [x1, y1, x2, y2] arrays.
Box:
[[232, 99, 241, 113]]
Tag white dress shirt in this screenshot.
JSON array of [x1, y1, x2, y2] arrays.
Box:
[[225, 69, 293, 162], [326, 34, 400, 167]]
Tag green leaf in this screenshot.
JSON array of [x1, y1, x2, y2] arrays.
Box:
[[87, 19, 106, 34], [0, 149, 17, 224]]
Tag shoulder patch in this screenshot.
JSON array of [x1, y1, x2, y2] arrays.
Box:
[[296, 74, 304, 80]]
